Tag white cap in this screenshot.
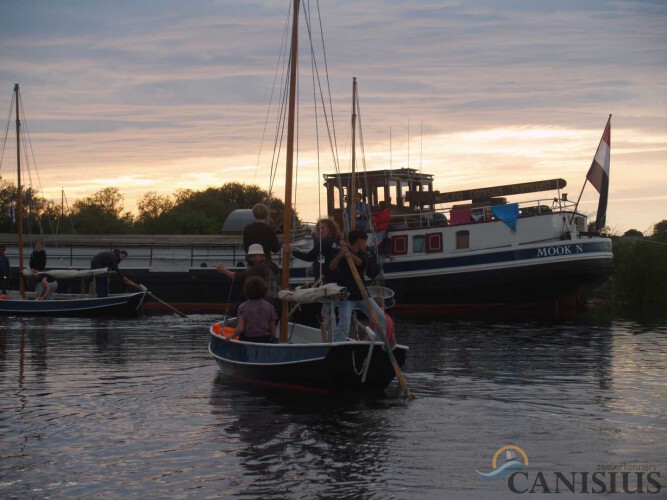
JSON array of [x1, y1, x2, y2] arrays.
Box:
[[247, 243, 265, 256]]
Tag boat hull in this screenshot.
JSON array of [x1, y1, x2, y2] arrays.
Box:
[[382, 239, 613, 305], [0, 292, 146, 317], [209, 329, 407, 394]]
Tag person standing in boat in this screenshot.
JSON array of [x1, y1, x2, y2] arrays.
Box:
[[330, 229, 386, 343], [284, 218, 344, 337], [90, 249, 130, 297], [216, 243, 280, 312], [243, 203, 280, 261], [235, 276, 278, 343], [371, 201, 390, 257], [34, 271, 58, 300], [29, 241, 47, 272], [351, 192, 371, 232], [0, 245, 9, 295]]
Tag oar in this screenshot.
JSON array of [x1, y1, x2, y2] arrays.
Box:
[[345, 254, 414, 400], [126, 279, 188, 318]]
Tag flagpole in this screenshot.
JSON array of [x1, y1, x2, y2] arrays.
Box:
[[569, 114, 612, 226]]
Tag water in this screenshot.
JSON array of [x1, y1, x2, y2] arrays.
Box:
[[1, 311, 665, 498]]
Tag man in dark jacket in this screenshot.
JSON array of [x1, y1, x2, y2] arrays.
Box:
[[0, 245, 9, 294], [90, 249, 130, 297]]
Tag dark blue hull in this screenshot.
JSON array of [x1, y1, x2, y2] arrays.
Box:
[[209, 332, 407, 394], [0, 292, 146, 317]]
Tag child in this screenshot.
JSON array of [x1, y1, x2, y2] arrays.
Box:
[[235, 276, 278, 343]]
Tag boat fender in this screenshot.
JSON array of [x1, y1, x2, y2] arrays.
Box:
[[212, 323, 239, 340]]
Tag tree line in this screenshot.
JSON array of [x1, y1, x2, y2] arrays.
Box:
[[0, 179, 291, 235]]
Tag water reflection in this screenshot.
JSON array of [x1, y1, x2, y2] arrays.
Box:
[[209, 374, 400, 498]]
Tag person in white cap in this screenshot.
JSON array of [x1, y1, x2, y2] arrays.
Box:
[[216, 243, 280, 311]]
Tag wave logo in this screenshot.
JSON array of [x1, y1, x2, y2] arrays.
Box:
[[476, 445, 529, 481]]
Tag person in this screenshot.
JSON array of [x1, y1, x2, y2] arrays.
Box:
[[34, 272, 58, 300], [216, 243, 280, 311], [90, 249, 131, 297], [329, 229, 386, 342], [284, 218, 345, 338], [29, 241, 47, 272], [351, 192, 371, 231], [371, 201, 391, 257], [0, 245, 9, 294], [243, 203, 280, 261], [235, 276, 279, 343]]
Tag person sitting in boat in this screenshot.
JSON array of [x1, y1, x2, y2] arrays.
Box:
[[371, 201, 390, 257], [34, 272, 58, 300], [329, 230, 386, 343], [243, 203, 280, 262], [235, 276, 278, 344], [90, 249, 131, 297], [0, 245, 10, 295], [215, 243, 280, 312], [284, 218, 345, 336]]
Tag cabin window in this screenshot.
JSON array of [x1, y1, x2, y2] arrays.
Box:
[[390, 235, 408, 256], [456, 230, 470, 249], [426, 232, 443, 253], [413, 235, 425, 253]]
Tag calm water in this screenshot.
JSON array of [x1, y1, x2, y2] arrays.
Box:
[[0, 310, 665, 499]]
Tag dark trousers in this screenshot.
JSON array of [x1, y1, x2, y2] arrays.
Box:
[[94, 275, 109, 298]]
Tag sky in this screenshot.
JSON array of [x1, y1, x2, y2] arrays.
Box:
[[0, 0, 665, 234]]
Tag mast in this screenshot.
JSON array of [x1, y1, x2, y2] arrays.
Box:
[[15, 84, 25, 297], [349, 77, 357, 230], [280, 0, 300, 343]]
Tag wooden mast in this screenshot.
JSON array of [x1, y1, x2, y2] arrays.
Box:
[[15, 84, 25, 297], [349, 77, 357, 230], [280, 0, 300, 343]]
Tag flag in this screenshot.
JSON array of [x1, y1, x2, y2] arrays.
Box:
[[9, 204, 15, 224], [586, 116, 611, 231], [491, 203, 519, 231]]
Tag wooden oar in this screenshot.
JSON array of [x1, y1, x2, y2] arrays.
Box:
[[345, 255, 414, 400], [126, 279, 188, 318]]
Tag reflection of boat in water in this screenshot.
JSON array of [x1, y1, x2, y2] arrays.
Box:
[[288, 166, 612, 312], [0, 85, 146, 318]]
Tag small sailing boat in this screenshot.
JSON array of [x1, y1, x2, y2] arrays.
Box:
[[0, 84, 146, 317], [209, 1, 410, 396]]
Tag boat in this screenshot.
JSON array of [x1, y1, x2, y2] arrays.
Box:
[[208, 0, 411, 396], [285, 116, 613, 315], [0, 84, 146, 317]]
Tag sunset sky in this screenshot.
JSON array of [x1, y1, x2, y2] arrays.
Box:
[[0, 0, 665, 234]]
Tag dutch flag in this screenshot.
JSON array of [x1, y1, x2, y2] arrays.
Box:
[[586, 116, 611, 231]]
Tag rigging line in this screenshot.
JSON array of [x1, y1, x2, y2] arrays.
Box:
[[268, 42, 291, 200], [304, 0, 324, 267], [267, 7, 292, 201], [314, 0, 341, 174], [0, 92, 16, 173], [255, 1, 293, 204], [355, 90, 372, 201]]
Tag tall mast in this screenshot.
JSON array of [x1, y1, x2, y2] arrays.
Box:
[[280, 0, 300, 343], [15, 84, 25, 297], [349, 77, 357, 230]]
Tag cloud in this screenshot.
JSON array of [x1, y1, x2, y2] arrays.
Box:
[[0, 0, 665, 232]]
